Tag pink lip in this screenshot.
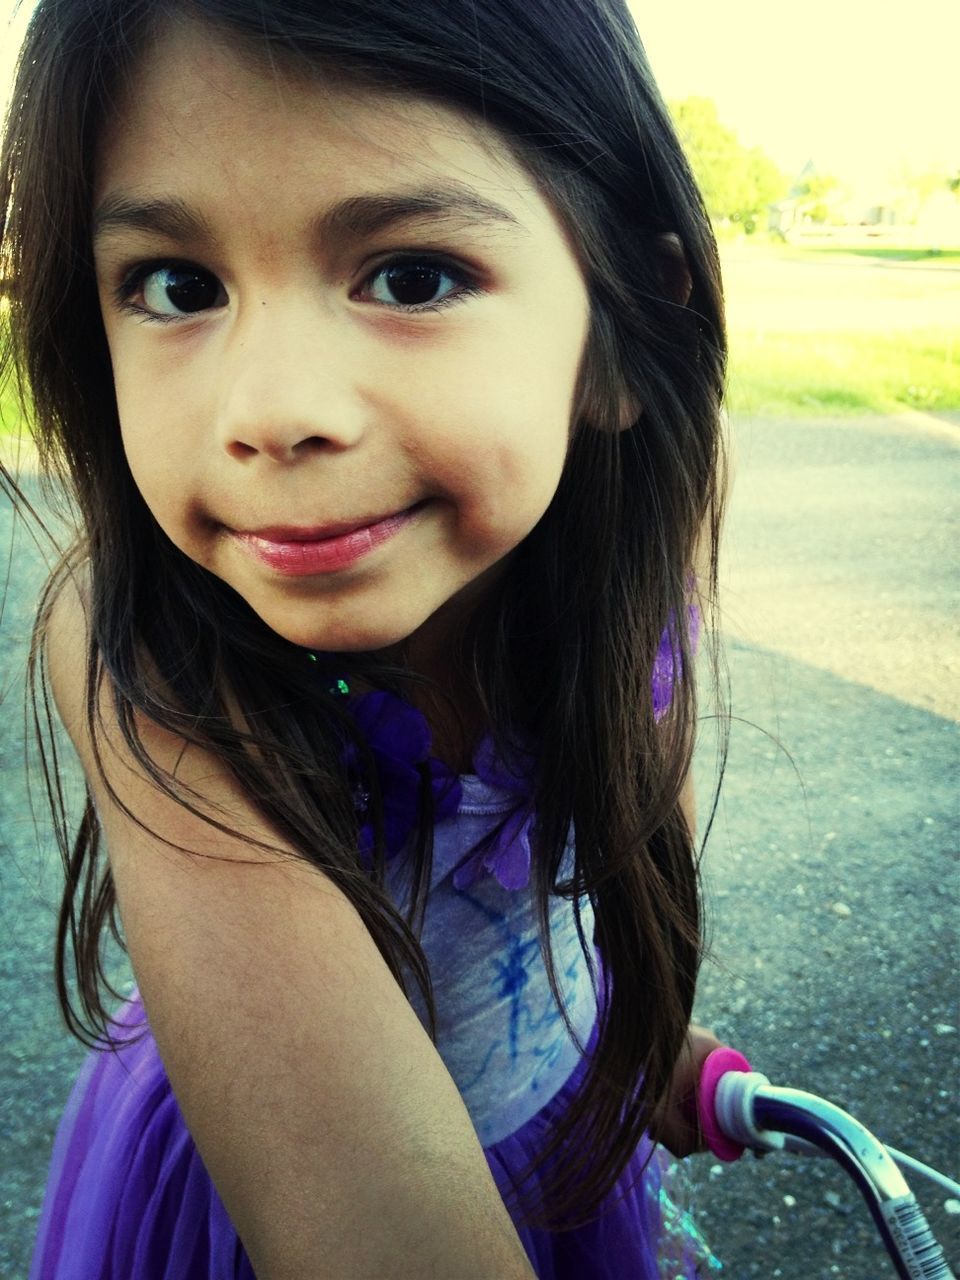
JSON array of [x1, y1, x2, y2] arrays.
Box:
[[235, 505, 422, 575]]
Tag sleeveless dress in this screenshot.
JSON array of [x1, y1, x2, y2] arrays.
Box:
[[31, 615, 717, 1277], [29, 765, 719, 1279]]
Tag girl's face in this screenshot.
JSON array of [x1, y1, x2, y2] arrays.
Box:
[[93, 22, 591, 661]]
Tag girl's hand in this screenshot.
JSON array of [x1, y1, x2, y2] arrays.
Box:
[[650, 1022, 724, 1157]]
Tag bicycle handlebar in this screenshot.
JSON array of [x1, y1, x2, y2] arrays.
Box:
[[696, 1048, 957, 1280]]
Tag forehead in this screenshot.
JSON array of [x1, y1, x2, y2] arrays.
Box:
[[94, 19, 549, 228]]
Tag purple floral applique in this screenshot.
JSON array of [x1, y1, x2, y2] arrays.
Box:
[[323, 604, 698, 891], [340, 689, 462, 866], [452, 735, 537, 893], [652, 602, 701, 721]]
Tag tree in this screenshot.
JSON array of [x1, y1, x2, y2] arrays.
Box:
[[668, 96, 787, 231], [793, 173, 843, 224]]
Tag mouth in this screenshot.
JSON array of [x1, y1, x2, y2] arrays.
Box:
[[233, 502, 426, 576]]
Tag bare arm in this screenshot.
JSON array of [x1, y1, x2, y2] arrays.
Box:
[[47, 583, 535, 1280], [679, 769, 697, 841]]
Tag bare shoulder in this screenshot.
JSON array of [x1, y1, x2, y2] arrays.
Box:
[[42, 561, 278, 862], [42, 561, 93, 753]]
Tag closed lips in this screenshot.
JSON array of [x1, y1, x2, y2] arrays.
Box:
[[233, 504, 425, 573]]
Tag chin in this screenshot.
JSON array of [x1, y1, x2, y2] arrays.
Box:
[[257, 608, 425, 657]]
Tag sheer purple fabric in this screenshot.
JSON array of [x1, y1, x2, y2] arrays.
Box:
[[30, 997, 712, 1280], [29, 995, 254, 1280]]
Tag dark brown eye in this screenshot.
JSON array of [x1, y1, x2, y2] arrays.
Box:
[[139, 265, 225, 316], [364, 259, 472, 309], [380, 264, 445, 305]]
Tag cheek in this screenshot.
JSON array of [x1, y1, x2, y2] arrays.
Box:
[[110, 339, 206, 485], [407, 334, 580, 543], [118, 402, 174, 499], [115, 386, 207, 539], [439, 423, 569, 556]]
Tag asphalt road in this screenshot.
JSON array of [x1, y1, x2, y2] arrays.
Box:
[[686, 411, 959, 1277], [1, 413, 958, 1279]]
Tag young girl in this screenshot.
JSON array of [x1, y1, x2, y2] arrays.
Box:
[[2, 0, 729, 1275]]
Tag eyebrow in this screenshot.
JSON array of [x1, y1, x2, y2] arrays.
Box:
[[93, 195, 214, 244], [92, 183, 525, 247], [322, 187, 524, 239]]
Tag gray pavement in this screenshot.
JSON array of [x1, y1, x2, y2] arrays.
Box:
[[687, 412, 959, 1276], [1, 413, 958, 1278]]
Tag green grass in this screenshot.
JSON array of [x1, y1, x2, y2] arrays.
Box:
[[804, 246, 960, 264], [726, 327, 959, 417], [0, 304, 28, 439], [768, 241, 960, 267], [0, 371, 27, 439], [723, 236, 960, 417]]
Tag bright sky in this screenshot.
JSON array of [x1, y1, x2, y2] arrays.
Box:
[[0, 2, 29, 95], [3, 1, 956, 192], [631, 0, 957, 190]]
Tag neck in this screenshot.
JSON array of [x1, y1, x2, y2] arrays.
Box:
[[396, 633, 484, 775], [380, 580, 508, 772], [405, 670, 486, 775]]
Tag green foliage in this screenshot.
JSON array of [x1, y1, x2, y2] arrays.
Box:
[[669, 96, 787, 231], [793, 172, 843, 224]]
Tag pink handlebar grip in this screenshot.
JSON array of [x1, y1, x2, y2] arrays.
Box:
[[698, 1046, 753, 1162]]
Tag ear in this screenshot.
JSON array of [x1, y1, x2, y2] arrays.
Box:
[[654, 232, 693, 307], [575, 319, 641, 434], [616, 394, 640, 430], [579, 234, 692, 434], [615, 234, 692, 425], [577, 378, 639, 434]]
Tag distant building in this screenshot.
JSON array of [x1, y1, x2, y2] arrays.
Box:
[[767, 159, 960, 239]]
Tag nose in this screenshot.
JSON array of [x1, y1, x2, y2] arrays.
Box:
[[217, 297, 369, 463]]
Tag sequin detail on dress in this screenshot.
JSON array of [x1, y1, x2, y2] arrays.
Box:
[[651, 1154, 724, 1277]]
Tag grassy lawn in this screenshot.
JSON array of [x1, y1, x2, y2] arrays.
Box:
[[0, 371, 27, 440], [727, 326, 958, 417], [1, 301, 29, 439], [775, 244, 960, 266], [723, 237, 960, 418]]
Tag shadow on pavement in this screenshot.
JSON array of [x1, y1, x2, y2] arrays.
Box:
[[688, 637, 959, 1278]]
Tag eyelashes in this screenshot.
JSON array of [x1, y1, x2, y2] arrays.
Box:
[[355, 256, 481, 310], [115, 261, 227, 322], [112, 254, 483, 324]]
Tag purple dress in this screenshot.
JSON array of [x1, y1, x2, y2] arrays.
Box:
[[29, 779, 718, 1280], [31, 620, 718, 1278]]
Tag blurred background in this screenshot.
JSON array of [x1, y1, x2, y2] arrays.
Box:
[[2, 1, 958, 1277]]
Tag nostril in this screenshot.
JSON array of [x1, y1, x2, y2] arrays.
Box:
[[292, 435, 329, 456], [226, 440, 259, 460], [225, 435, 334, 462]]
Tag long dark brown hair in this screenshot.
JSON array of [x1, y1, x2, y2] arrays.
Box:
[[1, 0, 728, 1235]]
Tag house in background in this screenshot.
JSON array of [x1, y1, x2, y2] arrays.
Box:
[[768, 160, 959, 240]]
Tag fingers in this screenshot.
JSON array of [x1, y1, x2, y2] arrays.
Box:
[[649, 1023, 725, 1157]]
